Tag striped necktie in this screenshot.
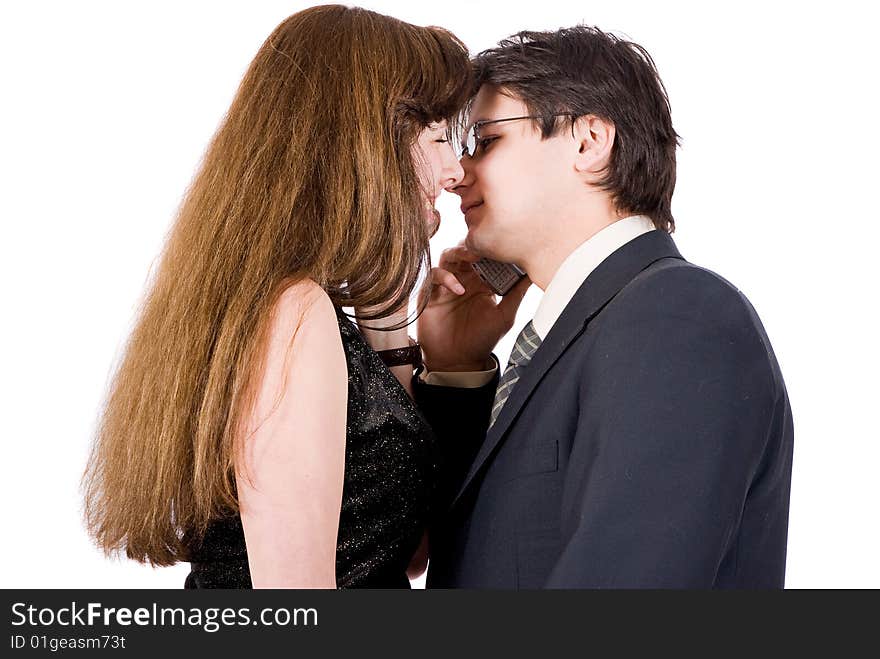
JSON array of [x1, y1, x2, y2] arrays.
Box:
[[489, 320, 542, 428]]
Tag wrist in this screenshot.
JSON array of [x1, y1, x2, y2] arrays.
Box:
[[359, 326, 410, 351], [423, 356, 495, 373], [355, 305, 410, 351], [376, 339, 422, 370]]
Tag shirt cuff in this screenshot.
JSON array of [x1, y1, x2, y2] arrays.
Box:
[[418, 356, 499, 388]]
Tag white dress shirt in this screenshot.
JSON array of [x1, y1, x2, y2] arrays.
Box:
[[531, 214, 656, 340], [421, 215, 657, 386]]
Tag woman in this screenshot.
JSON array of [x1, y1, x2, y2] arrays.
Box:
[[81, 5, 470, 588]]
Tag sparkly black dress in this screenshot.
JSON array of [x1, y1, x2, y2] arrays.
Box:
[[184, 306, 438, 588]]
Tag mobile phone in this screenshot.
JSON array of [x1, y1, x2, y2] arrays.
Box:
[[471, 258, 527, 296]]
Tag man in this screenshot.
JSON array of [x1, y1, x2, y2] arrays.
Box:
[[413, 26, 794, 588]]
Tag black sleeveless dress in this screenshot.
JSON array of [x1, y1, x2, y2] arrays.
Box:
[[184, 306, 438, 588]]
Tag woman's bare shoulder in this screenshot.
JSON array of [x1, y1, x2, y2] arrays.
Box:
[[258, 277, 345, 383], [273, 278, 337, 329], [242, 277, 346, 445]]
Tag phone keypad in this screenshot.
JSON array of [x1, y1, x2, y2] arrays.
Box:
[[473, 258, 524, 295]]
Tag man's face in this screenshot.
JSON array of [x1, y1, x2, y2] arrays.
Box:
[[454, 86, 576, 264]]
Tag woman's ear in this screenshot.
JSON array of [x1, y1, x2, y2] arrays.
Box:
[[573, 115, 615, 177]]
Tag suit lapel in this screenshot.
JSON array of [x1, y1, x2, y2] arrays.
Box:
[[449, 230, 684, 511]]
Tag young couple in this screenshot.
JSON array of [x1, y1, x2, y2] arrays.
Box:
[[83, 5, 794, 589]]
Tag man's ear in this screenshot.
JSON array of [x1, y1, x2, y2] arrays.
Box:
[[573, 115, 615, 178]]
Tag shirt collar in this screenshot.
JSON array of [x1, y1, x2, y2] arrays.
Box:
[[531, 215, 657, 340]]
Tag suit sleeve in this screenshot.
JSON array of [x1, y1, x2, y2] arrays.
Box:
[[544, 277, 779, 587], [412, 360, 499, 515]]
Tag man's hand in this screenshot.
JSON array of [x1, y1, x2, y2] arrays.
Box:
[[417, 243, 531, 372]]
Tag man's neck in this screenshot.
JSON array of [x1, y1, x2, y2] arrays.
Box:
[[523, 209, 621, 290]]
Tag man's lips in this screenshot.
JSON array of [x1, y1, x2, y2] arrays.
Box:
[[461, 201, 483, 215]]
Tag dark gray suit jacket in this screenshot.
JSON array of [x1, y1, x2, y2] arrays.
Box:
[[414, 230, 794, 588]]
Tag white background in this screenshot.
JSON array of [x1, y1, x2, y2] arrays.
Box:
[[2, 1, 877, 589]]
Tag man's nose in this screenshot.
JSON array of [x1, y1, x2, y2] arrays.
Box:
[[450, 155, 475, 197]]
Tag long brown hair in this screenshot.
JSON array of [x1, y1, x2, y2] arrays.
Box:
[[82, 5, 471, 566]]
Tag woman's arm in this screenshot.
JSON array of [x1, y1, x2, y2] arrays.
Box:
[[236, 279, 348, 588]]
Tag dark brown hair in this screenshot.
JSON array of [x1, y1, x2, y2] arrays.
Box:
[[470, 26, 679, 232], [81, 5, 472, 566]]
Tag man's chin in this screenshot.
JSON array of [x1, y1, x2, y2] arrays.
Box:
[[464, 230, 502, 262], [463, 230, 485, 257]]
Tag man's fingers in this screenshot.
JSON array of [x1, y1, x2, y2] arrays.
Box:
[[429, 267, 466, 295], [437, 245, 481, 270]]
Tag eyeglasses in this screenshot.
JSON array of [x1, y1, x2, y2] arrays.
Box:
[[459, 113, 574, 159]]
